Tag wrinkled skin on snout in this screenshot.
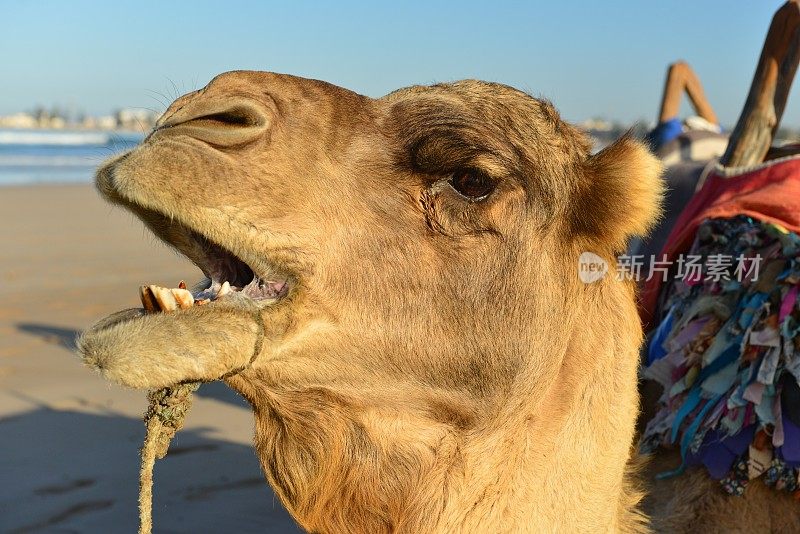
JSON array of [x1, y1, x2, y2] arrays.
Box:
[[79, 71, 663, 533]]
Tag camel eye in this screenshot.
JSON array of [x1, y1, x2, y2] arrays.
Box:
[[449, 170, 495, 200]]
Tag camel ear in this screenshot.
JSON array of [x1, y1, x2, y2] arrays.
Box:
[[575, 135, 664, 250]]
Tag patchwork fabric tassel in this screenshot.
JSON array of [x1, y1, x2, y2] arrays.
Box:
[[642, 216, 800, 498]]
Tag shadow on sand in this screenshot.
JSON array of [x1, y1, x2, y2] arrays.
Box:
[[0, 405, 300, 533], [16, 323, 80, 351]]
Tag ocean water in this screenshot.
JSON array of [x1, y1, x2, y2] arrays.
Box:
[[0, 129, 144, 186]]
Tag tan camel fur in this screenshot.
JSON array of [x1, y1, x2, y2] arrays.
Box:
[[78, 71, 663, 533]]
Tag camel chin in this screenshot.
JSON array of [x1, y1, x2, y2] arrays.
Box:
[[79, 70, 664, 533]]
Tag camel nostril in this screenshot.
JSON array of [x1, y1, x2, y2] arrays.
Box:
[[186, 107, 260, 128], [158, 98, 270, 147]]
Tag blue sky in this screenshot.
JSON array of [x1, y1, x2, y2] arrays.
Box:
[[3, 1, 797, 127]]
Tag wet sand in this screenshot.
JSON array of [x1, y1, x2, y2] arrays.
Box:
[[0, 184, 300, 532]]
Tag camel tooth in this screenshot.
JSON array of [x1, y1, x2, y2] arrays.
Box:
[[152, 286, 178, 312], [139, 285, 160, 313], [218, 281, 231, 298], [171, 288, 195, 309]]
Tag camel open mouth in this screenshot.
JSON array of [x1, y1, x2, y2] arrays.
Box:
[[187, 230, 290, 304], [78, 190, 290, 388]]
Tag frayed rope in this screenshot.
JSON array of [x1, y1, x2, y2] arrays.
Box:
[[138, 382, 200, 534]]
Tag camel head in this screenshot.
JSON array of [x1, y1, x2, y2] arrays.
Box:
[[79, 71, 662, 532]]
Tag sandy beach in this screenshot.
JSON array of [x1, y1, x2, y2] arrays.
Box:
[[0, 184, 300, 532]]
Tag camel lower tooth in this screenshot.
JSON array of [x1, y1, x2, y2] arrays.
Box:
[[171, 288, 195, 309], [139, 281, 209, 313], [139, 285, 160, 313], [152, 286, 178, 312]]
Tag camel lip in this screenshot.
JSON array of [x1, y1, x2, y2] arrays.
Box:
[[83, 290, 269, 341], [85, 307, 147, 334]]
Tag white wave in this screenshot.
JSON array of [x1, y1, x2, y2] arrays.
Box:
[[0, 171, 93, 186], [0, 130, 112, 146], [0, 155, 103, 167]]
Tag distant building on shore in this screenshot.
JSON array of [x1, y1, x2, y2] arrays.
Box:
[[0, 107, 160, 132], [0, 112, 39, 129], [115, 108, 159, 131]]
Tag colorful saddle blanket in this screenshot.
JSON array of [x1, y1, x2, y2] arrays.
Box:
[[640, 155, 800, 497]]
